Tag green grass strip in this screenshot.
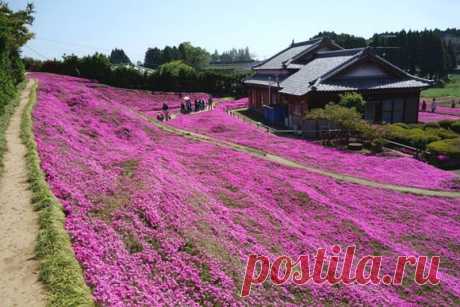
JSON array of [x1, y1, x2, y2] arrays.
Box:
[[20, 81, 94, 306], [0, 80, 26, 176]]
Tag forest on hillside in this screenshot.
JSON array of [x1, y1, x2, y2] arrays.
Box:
[[312, 29, 459, 80]]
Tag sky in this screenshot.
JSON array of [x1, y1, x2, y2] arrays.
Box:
[[9, 0, 460, 63]]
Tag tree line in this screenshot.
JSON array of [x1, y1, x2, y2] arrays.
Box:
[[210, 47, 253, 63], [311, 29, 459, 81], [110, 48, 131, 65], [143, 43, 254, 69], [369, 30, 457, 80], [0, 2, 34, 114], [144, 42, 211, 69], [25, 53, 250, 97]]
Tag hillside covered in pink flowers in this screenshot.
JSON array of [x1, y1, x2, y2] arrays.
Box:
[[31, 73, 460, 305]]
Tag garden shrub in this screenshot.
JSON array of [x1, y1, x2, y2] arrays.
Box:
[[427, 138, 460, 169], [424, 121, 441, 129], [427, 138, 460, 159], [306, 103, 385, 151], [386, 123, 459, 149], [451, 121, 460, 134], [427, 137, 460, 159], [438, 120, 455, 129], [338, 92, 366, 114], [386, 125, 434, 148], [394, 122, 410, 129]]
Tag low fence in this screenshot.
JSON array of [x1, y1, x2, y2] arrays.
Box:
[[226, 109, 346, 140], [226, 108, 274, 133], [301, 119, 339, 138]]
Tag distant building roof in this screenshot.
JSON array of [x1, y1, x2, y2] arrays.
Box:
[[253, 38, 323, 70], [316, 78, 431, 92]]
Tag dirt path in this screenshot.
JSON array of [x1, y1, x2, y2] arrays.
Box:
[[135, 112, 460, 199], [0, 80, 46, 306]]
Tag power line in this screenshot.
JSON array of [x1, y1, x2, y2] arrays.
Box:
[[23, 45, 48, 60], [34, 37, 111, 53], [32, 36, 146, 60]]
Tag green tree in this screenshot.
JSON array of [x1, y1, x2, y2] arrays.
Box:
[[178, 42, 210, 69], [338, 92, 366, 114], [110, 48, 131, 65], [312, 31, 367, 49], [144, 47, 162, 68], [0, 2, 34, 113]]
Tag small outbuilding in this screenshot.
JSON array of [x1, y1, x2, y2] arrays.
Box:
[[244, 38, 433, 128]]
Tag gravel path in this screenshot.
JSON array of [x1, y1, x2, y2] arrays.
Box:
[[0, 80, 46, 306], [138, 112, 460, 199]]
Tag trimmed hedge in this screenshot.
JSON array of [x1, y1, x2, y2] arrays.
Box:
[[452, 121, 460, 134], [427, 138, 460, 159], [386, 123, 458, 149]]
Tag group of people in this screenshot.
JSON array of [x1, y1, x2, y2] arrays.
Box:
[[180, 97, 213, 114], [156, 97, 215, 122], [421, 98, 456, 113]]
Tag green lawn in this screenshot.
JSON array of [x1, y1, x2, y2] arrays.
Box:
[[422, 74, 460, 99]]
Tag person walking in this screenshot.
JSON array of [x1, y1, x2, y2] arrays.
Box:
[[451, 100, 456, 108], [421, 100, 427, 112], [208, 97, 213, 110], [431, 98, 437, 113], [162, 102, 169, 120]]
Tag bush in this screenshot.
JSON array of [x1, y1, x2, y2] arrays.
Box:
[[306, 103, 385, 151], [427, 138, 460, 159], [386, 125, 438, 148], [438, 120, 455, 129], [0, 3, 34, 115], [424, 121, 440, 129], [306, 103, 363, 130], [394, 122, 410, 129], [451, 121, 460, 134], [386, 123, 459, 149], [427, 138, 460, 168], [338, 92, 366, 114]]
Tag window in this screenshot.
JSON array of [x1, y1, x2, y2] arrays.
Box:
[[393, 98, 404, 122], [365, 101, 376, 122], [382, 100, 393, 123], [381, 98, 405, 123]]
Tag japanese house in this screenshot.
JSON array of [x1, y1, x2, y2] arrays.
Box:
[[244, 38, 432, 128]]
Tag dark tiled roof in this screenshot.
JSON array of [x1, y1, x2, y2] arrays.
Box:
[[247, 44, 433, 96], [279, 51, 360, 95], [316, 78, 431, 92], [253, 39, 322, 70]]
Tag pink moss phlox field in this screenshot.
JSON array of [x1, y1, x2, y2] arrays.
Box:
[[31, 73, 460, 305], [418, 111, 460, 123], [168, 101, 459, 191], [420, 101, 460, 117], [93, 82, 210, 117]]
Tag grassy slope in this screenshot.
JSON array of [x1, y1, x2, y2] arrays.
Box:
[[0, 80, 26, 175], [422, 74, 460, 99], [20, 82, 94, 306]]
